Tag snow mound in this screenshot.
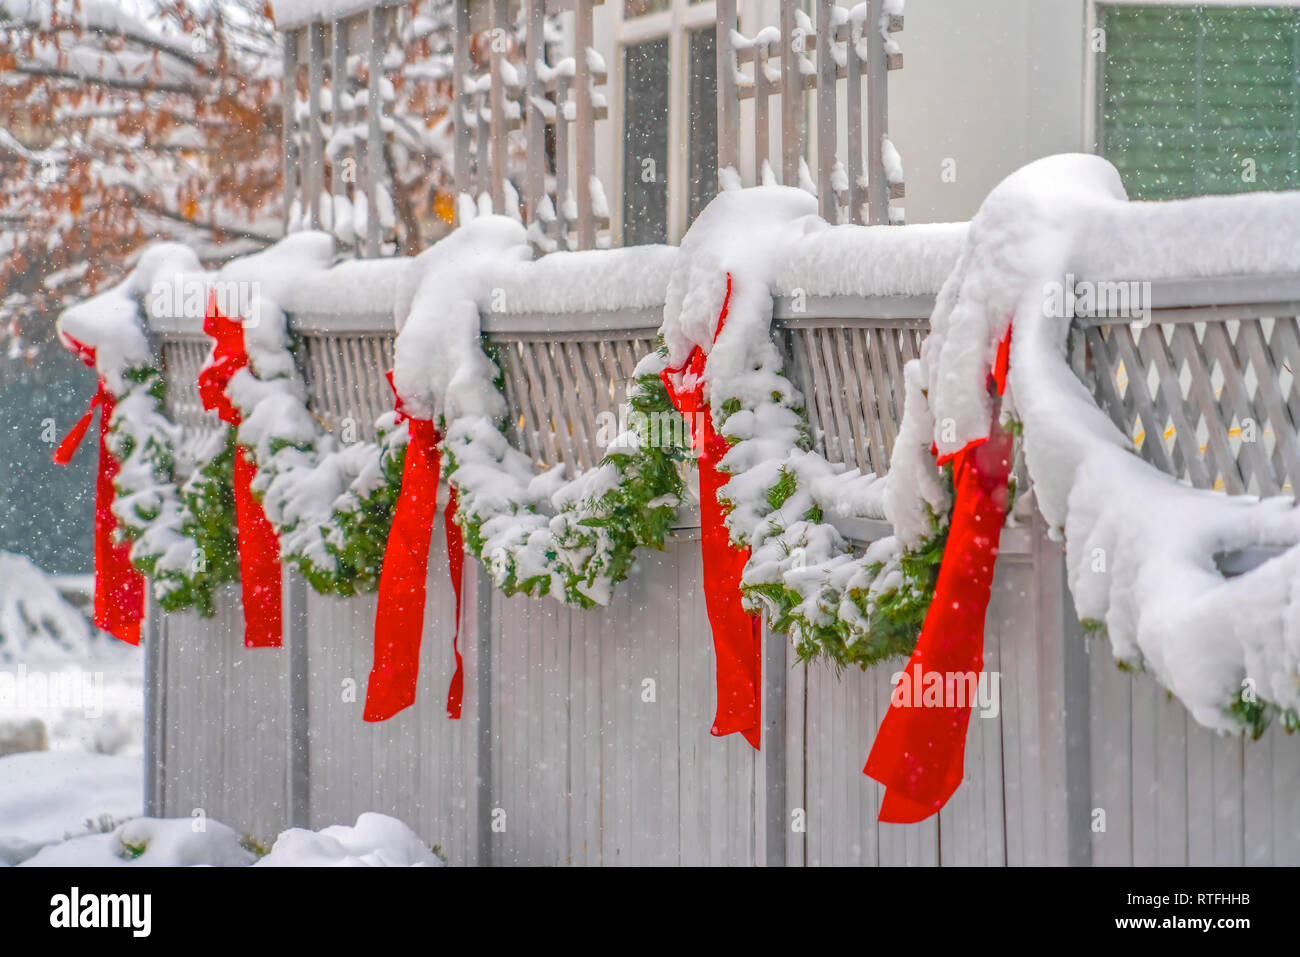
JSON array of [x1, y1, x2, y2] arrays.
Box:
[[0, 552, 97, 661], [20, 816, 254, 867], [256, 813, 442, 867], [0, 751, 142, 865]]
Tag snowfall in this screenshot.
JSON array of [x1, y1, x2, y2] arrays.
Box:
[[0, 551, 440, 867]]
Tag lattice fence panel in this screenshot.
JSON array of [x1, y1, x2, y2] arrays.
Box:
[[160, 338, 225, 479], [1079, 316, 1300, 499], [493, 332, 659, 476], [782, 320, 924, 475], [298, 333, 397, 443]]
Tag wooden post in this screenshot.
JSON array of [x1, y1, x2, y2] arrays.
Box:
[[453, 0, 472, 221], [286, 572, 311, 829], [574, 0, 596, 249], [847, 10, 865, 224], [523, 0, 547, 230], [760, 620, 788, 866], [331, 17, 350, 250], [754, 40, 771, 184], [865, 0, 888, 224], [556, 75, 572, 248], [282, 30, 299, 234], [779, 0, 802, 186], [1031, 505, 1093, 866], [814, 0, 836, 220], [307, 21, 326, 231], [366, 4, 387, 255], [142, 595, 166, 818], [715, 0, 740, 178], [489, 0, 510, 213], [472, 562, 495, 865]]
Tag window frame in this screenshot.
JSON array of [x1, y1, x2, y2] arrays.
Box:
[[614, 0, 718, 244]]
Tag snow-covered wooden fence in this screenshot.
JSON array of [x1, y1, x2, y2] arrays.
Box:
[[141, 264, 1300, 865]]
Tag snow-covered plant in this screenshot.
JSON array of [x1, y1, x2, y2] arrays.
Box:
[[658, 186, 958, 670], [395, 214, 685, 608], [57, 243, 238, 616]]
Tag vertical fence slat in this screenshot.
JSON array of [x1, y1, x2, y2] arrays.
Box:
[[366, 4, 387, 255], [865, 0, 888, 224], [716, 0, 740, 177], [307, 21, 327, 232], [283, 30, 300, 233], [574, 0, 596, 248], [815, 0, 836, 221]]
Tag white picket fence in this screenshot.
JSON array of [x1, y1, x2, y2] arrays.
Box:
[[141, 269, 1300, 865]]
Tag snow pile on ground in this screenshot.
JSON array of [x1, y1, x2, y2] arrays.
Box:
[[20, 815, 255, 867], [0, 751, 142, 865], [255, 812, 442, 867], [0, 554, 144, 756], [15, 807, 441, 867], [0, 552, 97, 661]]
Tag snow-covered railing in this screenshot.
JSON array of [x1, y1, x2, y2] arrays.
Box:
[[277, 0, 406, 254], [1072, 275, 1300, 500], [454, 0, 610, 251], [718, 0, 905, 225]]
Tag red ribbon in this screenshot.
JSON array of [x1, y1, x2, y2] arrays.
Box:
[[198, 293, 283, 648], [364, 372, 466, 722], [661, 273, 762, 750], [53, 336, 145, 646], [864, 327, 1014, 823]]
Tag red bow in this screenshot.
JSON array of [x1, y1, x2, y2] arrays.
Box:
[[52, 336, 145, 645], [661, 273, 762, 750], [864, 327, 1014, 822], [197, 292, 283, 648], [364, 371, 465, 722]]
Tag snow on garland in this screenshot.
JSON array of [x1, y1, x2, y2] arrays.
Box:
[[58, 244, 239, 616], [976, 154, 1300, 735], [395, 213, 685, 608], [208, 233, 409, 597], [658, 186, 976, 670]]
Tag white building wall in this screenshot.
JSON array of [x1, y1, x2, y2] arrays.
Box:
[[590, 0, 1090, 233]]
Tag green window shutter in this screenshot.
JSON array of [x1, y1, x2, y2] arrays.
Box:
[[1101, 4, 1300, 199]]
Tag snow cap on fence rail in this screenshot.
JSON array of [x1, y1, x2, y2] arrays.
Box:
[[59, 242, 201, 391], [943, 152, 1300, 730]]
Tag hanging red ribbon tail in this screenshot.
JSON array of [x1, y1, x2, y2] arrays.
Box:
[[231, 447, 283, 647], [661, 273, 761, 750], [53, 341, 144, 646], [864, 326, 1014, 823], [365, 372, 443, 722], [444, 486, 465, 720], [198, 293, 282, 649]]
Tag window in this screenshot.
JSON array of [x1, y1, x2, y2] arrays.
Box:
[[622, 38, 671, 245], [617, 0, 718, 244], [1098, 4, 1300, 198], [687, 28, 719, 225]]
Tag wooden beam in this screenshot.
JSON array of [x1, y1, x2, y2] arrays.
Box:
[[865, 0, 888, 225], [815, 0, 836, 220], [453, 0, 472, 220], [523, 0, 547, 231], [715, 0, 740, 178], [366, 4, 387, 255], [282, 29, 299, 234], [307, 21, 326, 231], [574, 0, 596, 248], [489, 0, 510, 213]]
